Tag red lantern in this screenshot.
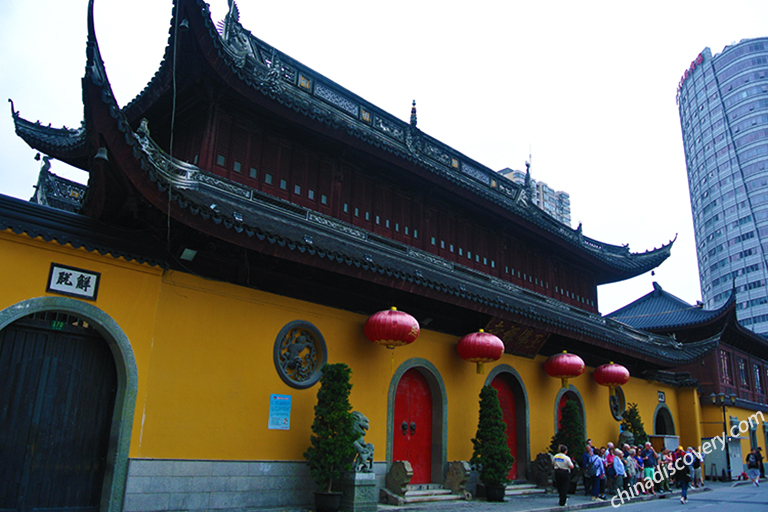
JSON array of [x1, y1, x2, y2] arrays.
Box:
[[544, 351, 585, 388], [364, 307, 420, 372], [457, 329, 504, 374], [593, 361, 630, 395], [364, 307, 420, 348]]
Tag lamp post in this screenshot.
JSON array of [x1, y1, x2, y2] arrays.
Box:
[[710, 392, 737, 480]]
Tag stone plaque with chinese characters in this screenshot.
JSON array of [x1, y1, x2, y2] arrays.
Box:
[[47, 263, 100, 300]]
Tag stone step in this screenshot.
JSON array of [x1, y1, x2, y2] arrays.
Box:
[[406, 483, 444, 491], [406, 489, 454, 497], [403, 486, 465, 503], [404, 493, 465, 503]]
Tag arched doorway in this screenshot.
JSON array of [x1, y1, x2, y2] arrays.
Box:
[[388, 359, 447, 484], [0, 298, 136, 512], [0, 311, 116, 512], [487, 365, 529, 481], [554, 386, 586, 435], [654, 405, 675, 435]]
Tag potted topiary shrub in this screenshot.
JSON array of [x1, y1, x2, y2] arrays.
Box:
[[304, 363, 358, 512], [471, 385, 514, 502]]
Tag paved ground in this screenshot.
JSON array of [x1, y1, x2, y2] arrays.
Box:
[[378, 480, 751, 512]]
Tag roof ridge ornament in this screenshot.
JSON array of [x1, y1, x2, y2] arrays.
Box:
[[8, 98, 18, 119], [515, 160, 532, 207], [405, 100, 422, 154], [219, 0, 262, 72], [255, 49, 285, 95]]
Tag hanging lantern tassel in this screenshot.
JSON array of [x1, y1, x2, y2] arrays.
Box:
[[593, 361, 630, 395], [457, 329, 504, 374], [364, 307, 420, 374], [544, 351, 586, 388]]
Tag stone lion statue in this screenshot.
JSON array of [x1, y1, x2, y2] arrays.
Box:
[[352, 411, 374, 473]]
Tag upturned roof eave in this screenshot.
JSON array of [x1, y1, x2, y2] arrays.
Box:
[[9, 103, 90, 170]]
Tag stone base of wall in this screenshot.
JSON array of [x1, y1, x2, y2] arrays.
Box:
[[124, 459, 315, 512], [123, 459, 388, 512]]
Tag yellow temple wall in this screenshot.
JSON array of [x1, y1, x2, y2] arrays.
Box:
[[0, 229, 707, 466]]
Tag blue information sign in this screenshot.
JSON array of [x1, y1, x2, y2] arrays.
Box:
[[268, 394, 292, 430]]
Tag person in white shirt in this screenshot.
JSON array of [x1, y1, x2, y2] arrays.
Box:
[[553, 444, 575, 506]]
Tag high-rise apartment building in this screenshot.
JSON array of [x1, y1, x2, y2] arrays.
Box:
[[498, 167, 571, 226], [678, 37, 768, 335]]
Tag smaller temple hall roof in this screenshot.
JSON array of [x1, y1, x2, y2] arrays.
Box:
[[606, 281, 733, 331]]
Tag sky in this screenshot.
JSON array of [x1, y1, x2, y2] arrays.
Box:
[[1, 0, 767, 315]]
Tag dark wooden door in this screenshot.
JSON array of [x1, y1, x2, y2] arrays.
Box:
[[393, 369, 432, 484], [491, 375, 518, 480], [0, 313, 117, 512]]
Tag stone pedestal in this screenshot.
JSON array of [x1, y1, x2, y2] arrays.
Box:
[[335, 472, 377, 512]]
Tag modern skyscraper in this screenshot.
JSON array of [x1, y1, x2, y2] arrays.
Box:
[[678, 37, 768, 335]]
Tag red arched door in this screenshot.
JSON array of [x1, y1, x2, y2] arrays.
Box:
[[393, 369, 433, 483], [491, 374, 518, 480]]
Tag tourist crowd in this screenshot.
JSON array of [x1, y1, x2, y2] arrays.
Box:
[[553, 437, 766, 506], [578, 439, 704, 503]]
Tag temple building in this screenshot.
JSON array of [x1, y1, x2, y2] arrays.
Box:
[[608, 282, 768, 479], [1, 1, 762, 512]]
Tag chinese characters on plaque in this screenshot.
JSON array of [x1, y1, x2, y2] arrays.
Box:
[[47, 263, 100, 300]]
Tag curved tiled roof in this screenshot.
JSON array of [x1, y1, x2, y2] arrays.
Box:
[[606, 282, 733, 331], [115, 0, 673, 283]]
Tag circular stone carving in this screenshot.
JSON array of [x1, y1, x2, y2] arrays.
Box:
[[609, 386, 626, 421], [273, 320, 327, 388]]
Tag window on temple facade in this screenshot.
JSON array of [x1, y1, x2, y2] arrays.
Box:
[[739, 357, 749, 388], [754, 363, 763, 394], [720, 350, 733, 385]]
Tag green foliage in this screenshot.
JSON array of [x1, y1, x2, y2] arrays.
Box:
[[548, 400, 586, 458], [470, 386, 515, 487], [621, 402, 648, 445], [304, 363, 358, 493]]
